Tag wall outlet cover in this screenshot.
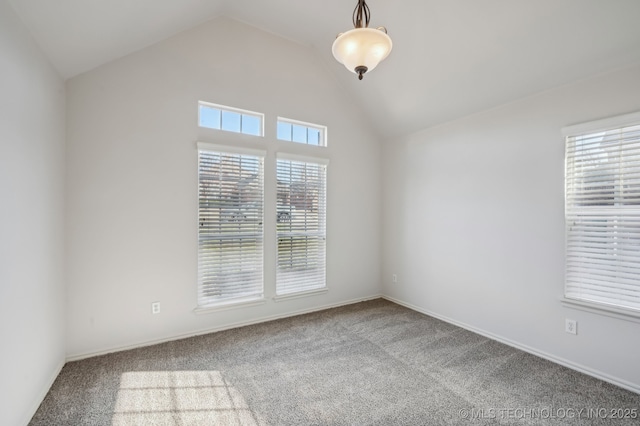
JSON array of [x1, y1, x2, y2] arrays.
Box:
[[565, 318, 577, 335]]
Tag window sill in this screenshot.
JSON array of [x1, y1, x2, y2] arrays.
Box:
[[560, 297, 640, 324], [273, 287, 328, 302], [193, 297, 266, 315]]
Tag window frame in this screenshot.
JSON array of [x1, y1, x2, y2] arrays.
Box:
[[276, 117, 327, 147], [562, 111, 640, 322], [198, 101, 265, 137], [274, 153, 329, 299], [194, 142, 267, 312], [194, 99, 331, 310]]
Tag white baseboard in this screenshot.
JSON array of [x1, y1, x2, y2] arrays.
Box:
[[66, 294, 383, 362], [382, 295, 640, 395], [23, 359, 65, 425]]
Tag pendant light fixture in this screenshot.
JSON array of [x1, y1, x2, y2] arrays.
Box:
[[332, 0, 392, 80]]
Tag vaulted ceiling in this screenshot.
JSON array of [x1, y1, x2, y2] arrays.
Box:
[[9, 0, 640, 139]]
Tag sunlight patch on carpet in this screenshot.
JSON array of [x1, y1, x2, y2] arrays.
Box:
[[112, 371, 262, 425]]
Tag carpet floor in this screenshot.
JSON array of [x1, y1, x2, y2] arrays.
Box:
[[30, 299, 639, 425]]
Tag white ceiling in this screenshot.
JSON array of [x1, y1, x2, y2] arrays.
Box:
[[9, 0, 640, 139]]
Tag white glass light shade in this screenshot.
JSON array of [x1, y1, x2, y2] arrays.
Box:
[[332, 27, 392, 75]]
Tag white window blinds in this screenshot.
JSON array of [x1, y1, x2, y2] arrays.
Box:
[[198, 144, 265, 307], [276, 155, 327, 295], [565, 117, 640, 312]]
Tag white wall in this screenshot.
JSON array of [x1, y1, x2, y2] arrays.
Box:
[[65, 17, 382, 358], [0, 1, 66, 424], [382, 63, 640, 391]]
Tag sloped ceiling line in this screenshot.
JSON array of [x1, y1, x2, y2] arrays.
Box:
[[9, 0, 640, 137]]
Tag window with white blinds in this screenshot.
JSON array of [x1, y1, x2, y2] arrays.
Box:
[[276, 155, 328, 296], [198, 143, 265, 307], [564, 112, 640, 313]]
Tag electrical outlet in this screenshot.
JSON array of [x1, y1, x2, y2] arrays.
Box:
[[565, 318, 577, 335], [151, 302, 161, 314], [392, 274, 397, 283]]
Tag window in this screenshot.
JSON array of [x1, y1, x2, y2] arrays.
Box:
[[277, 117, 326, 146], [276, 154, 328, 296], [197, 143, 265, 307], [564, 112, 640, 314], [199, 102, 263, 136]]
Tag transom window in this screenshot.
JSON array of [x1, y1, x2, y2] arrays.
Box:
[[277, 117, 326, 147], [199, 101, 263, 137]]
